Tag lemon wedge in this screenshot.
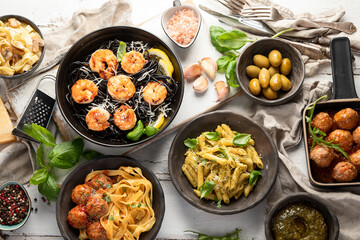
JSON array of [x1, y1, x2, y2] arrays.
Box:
[[158, 59, 174, 77], [152, 113, 165, 129], [148, 48, 174, 76]]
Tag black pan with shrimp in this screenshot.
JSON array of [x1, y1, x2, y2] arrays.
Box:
[[56, 27, 183, 147]]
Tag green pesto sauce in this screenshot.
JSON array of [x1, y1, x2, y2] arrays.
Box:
[[271, 202, 328, 240]]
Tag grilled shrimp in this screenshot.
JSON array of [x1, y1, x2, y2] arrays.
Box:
[[89, 49, 118, 80], [142, 81, 167, 106], [121, 50, 146, 74], [107, 74, 135, 102], [113, 105, 137, 131], [85, 107, 110, 131], [71, 79, 98, 104]]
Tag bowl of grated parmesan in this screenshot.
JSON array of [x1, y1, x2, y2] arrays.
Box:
[[161, 1, 202, 48]]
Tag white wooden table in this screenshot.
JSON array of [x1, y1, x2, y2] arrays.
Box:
[[1, 0, 360, 239]]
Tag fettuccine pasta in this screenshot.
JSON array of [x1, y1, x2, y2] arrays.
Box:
[[0, 18, 44, 76]]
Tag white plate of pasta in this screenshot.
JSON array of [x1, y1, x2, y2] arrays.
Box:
[[56, 156, 165, 240], [168, 110, 279, 215]]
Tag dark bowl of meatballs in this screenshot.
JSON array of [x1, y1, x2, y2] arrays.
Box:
[[56, 26, 184, 148], [56, 155, 165, 240], [303, 99, 360, 187]]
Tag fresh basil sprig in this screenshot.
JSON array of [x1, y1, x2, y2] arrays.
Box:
[[204, 132, 220, 141], [233, 133, 251, 147], [249, 170, 262, 186], [199, 181, 216, 199], [184, 138, 198, 149], [305, 95, 350, 160], [185, 228, 242, 240]]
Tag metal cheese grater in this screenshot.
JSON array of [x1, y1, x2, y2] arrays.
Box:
[[12, 75, 56, 142]]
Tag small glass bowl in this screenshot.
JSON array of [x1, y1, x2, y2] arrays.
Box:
[[0, 181, 32, 231]]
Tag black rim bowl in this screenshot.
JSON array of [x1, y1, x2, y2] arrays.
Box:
[[236, 38, 305, 105], [56, 155, 165, 240], [56, 26, 184, 147], [0, 15, 45, 79], [0, 181, 32, 231], [264, 193, 339, 240], [168, 110, 279, 214]]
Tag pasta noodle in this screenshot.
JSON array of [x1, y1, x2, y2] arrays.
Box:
[[182, 124, 263, 204], [71, 166, 155, 240], [0, 18, 44, 76]]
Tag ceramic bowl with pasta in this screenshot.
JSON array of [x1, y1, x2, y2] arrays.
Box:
[[56, 156, 165, 240], [168, 110, 279, 215], [0, 15, 45, 79]]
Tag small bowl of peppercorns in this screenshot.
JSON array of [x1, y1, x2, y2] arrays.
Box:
[[0, 181, 31, 231]]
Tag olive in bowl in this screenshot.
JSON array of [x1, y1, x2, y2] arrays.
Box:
[[264, 193, 339, 240], [0, 181, 31, 231], [237, 38, 305, 105]]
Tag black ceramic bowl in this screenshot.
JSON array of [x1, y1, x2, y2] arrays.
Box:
[[237, 38, 305, 105], [265, 193, 339, 240], [56, 156, 165, 240], [0, 15, 45, 79], [168, 110, 278, 214], [56, 26, 184, 147]]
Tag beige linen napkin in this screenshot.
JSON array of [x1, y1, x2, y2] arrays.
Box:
[[0, 0, 132, 184], [243, 79, 360, 239]]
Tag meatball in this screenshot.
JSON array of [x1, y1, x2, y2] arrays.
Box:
[[72, 184, 92, 205], [310, 144, 334, 168], [350, 150, 360, 170], [332, 161, 358, 182], [311, 112, 333, 133], [86, 221, 108, 240], [327, 129, 353, 152], [334, 108, 359, 130], [353, 126, 360, 145], [67, 205, 88, 229], [87, 173, 112, 190], [85, 194, 108, 219]]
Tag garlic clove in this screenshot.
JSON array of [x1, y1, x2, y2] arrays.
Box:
[[184, 63, 202, 82], [192, 76, 209, 93], [215, 81, 230, 102], [199, 57, 217, 80]]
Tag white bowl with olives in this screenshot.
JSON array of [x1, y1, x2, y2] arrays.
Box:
[[236, 38, 305, 105]]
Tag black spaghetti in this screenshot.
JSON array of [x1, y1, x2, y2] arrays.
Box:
[[66, 40, 178, 144]]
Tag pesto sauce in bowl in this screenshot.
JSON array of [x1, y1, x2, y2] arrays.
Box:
[[271, 202, 328, 240]]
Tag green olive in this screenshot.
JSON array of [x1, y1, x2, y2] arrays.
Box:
[[270, 73, 281, 91], [280, 74, 292, 91], [249, 78, 261, 95], [258, 68, 270, 88], [268, 50, 282, 67], [253, 54, 270, 69], [280, 58, 292, 75], [246, 65, 261, 78], [262, 87, 278, 100], [268, 66, 279, 77]]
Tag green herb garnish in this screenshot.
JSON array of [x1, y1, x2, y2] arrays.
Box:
[[204, 132, 220, 140], [216, 147, 229, 159], [233, 133, 251, 146], [109, 215, 114, 220], [103, 194, 111, 203], [116, 41, 127, 62], [184, 138, 198, 149], [306, 95, 349, 160], [249, 170, 262, 186], [199, 181, 215, 199], [106, 184, 112, 189]]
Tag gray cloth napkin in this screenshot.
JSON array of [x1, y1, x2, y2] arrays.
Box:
[[243, 79, 360, 240], [0, 0, 132, 185]]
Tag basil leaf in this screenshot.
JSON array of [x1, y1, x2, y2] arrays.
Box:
[[116, 41, 127, 62], [233, 133, 251, 146], [225, 60, 239, 87], [199, 181, 215, 199], [49, 138, 84, 169], [209, 26, 232, 53], [144, 126, 159, 137], [23, 124, 56, 147], [127, 120, 145, 141], [204, 132, 220, 140], [30, 168, 49, 185], [36, 144, 46, 168], [184, 138, 198, 149], [249, 170, 262, 186], [83, 150, 104, 160], [38, 173, 60, 201], [217, 53, 236, 73], [217, 30, 253, 50]]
